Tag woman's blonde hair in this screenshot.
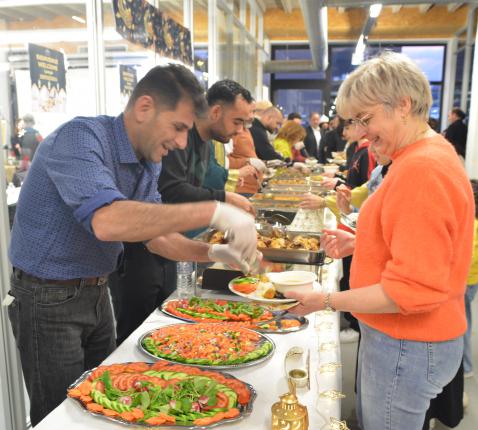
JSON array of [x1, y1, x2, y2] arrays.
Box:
[[276, 120, 306, 144], [336, 51, 432, 120]]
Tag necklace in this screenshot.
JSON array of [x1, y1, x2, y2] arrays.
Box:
[[414, 125, 432, 142]]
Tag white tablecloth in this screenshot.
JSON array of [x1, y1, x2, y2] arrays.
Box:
[[35, 280, 341, 429]]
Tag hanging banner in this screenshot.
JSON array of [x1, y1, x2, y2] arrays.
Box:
[[28, 43, 67, 113], [114, 0, 153, 48], [119, 65, 137, 107], [113, 0, 192, 65]]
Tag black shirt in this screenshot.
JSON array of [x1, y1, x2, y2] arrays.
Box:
[[249, 118, 283, 161], [317, 129, 347, 163], [444, 120, 467, 158], [304, 125, 322, 159], [158, 125, 225, 203]]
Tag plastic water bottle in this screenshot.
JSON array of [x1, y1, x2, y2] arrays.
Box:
[[176, 262, 196, 299]]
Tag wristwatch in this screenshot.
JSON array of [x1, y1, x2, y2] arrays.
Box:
[[324, 292, 336, 312]]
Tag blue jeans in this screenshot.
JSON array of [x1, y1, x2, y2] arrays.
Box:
[[7, 273, 116, 426], [357, 322, 463, 430], [464, 283, 478, 373]]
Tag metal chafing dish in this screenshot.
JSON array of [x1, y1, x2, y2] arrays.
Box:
[[195, 228, 327, 266]]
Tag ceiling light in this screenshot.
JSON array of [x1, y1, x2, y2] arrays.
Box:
[[369, 4, 383, 18], [72, 15, 86, 24]]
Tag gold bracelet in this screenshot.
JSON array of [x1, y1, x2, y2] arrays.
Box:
[[324, 292, 336, 312]]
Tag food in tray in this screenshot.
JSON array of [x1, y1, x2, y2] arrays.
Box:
[[269, 178, 307, 185], [67, 361, 253, 427], [164, 297, 273, 323], [142, 323, 273, 366], [162, 298, 306, 333], [252, 193, 303, 202], [257, 234, 320, 251], [206, 230, 320, 252]]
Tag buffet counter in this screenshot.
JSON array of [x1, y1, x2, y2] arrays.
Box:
[[35, 207, 343, 429], [35, 262, 342, 430]]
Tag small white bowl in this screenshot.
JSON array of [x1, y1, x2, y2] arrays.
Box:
[[267, 271, 317, 294]]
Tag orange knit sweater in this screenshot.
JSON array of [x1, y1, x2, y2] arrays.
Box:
[[351, 135, 475, 341]]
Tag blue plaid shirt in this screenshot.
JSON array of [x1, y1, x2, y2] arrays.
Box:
[[9, 114, 162, 280]]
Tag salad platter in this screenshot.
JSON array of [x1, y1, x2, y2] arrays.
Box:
[[67, 361, 256, 429], [161, 297, 308, 334], [139, 323, 275, 370]]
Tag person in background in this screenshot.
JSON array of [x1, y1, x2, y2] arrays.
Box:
[[303, 112, 323, 159], [250, 106, 284, 160], [7, 65, 258, 426], [287, 52, 474, 430], [18, 113, 43, 161], [10, 118, 23, 159], [444, 107, 467, 159], [228, 122, 267, 197], [273, 120, 307, 162], [108, 79, 257, 345], [287, 112, 303, 124], [320, 114, 330, 132], [317, 116, 347, 163]]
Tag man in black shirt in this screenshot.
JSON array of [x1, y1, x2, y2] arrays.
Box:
[[317, 116, 347, 163], [444, 107, 467, 159], [304, 112, 323, 159], [250, 106, 284, 160], [109, 80, 256, 344]]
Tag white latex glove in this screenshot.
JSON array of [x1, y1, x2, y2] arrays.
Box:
[[208, 244, 250, 273], [292, 162, 306, 169], [248, 157, 267, 173], [209, 202, 257, 266], [294, 141, 305, 150], [208, 246, 262, 274]]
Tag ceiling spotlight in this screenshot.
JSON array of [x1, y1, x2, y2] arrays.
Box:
[[369, 4, 383, 18], [72, 15, 86, 24]]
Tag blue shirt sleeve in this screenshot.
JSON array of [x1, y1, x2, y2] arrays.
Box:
[[44, 121, 126, 233]]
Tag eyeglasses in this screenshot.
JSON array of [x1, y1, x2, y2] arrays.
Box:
[[346, 113, 374, 130]]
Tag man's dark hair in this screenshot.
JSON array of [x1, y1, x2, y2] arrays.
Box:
[[287, 112, 302, 121], [452, 107, 466, 120], [206, 79, 254, 107], [309, 111, 320, 119], [127, 64, 207, 116]]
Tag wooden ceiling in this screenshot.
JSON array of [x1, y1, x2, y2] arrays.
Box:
[[0, 1, 475, 49], [263, 4, 473, 41]]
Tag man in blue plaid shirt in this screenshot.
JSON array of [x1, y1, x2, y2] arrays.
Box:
[[7, 64, 258, 425]]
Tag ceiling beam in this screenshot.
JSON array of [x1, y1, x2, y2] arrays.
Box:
[[323, 0, 477, 6], [448, 3, 465, 12], [418, 4, 433, 14], [279, 0, 294, 13]]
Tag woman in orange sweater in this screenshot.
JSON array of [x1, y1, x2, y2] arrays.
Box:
[[287, 52, 474, 430]]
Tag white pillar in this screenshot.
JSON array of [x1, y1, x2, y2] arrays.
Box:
[[465, 20, 478, 178], [0, 153, 27, 430], [461, 7, 476, 110], [86, 0, 106, 114], [441, 38, 457, 131], [208, 0, 218, 86]]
